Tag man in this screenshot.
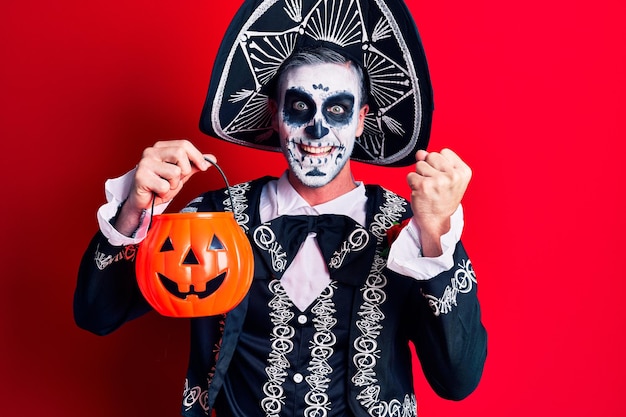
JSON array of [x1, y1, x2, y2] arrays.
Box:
[[75, 2, 487, 416]]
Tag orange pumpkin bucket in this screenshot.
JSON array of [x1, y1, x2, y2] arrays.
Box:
[[135, 159, 254, 317]]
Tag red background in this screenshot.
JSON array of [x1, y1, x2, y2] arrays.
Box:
[[1, 0, 625, 415]]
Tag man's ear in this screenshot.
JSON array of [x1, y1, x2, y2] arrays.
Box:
[[355, 104, 369, 137], [268, 98, 278, 131]]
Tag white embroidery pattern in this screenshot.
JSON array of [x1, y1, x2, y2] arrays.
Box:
[[305, 0, 362, 47], [94, 243, 137, 270], [369, 191, 407, 238], [181, 196, 203, 213], [352, 189, 417, 417], [182, 378, 209, 413], [329, 227, 370, 269], [262, 280, 295, 416], [183, 316, 224, 415], [356, 390, 417, 417], [223, 181, 252, 231], [283, 0, 303, 22], [253, 225, 288, 272], [208, 316, 226, 383], [422, 259, 476, 316], [305, 282, 338, 417]]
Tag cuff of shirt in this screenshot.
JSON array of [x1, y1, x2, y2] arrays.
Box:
[[96, 168, 170, 246], [386, 205, 464, 281]]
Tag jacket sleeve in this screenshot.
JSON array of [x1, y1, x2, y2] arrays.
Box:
[[73, 231, 152, 336], [404, 240, 487, 400]]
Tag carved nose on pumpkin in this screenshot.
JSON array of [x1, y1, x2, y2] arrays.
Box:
[[183, 248, 200, 265]]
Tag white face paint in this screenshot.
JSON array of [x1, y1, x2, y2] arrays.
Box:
[[275, 62, 366, 188]]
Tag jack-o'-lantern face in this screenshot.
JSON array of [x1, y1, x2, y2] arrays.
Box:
[[136, 212, 254, 317]]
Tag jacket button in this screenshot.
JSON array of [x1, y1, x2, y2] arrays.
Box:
[[293, 373, 304, 383], [297, 314, 308, 324]]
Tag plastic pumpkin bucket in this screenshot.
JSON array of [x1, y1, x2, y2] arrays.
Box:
[[135, 159, 253, 317]]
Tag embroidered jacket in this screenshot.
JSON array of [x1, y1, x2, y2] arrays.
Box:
[[74, 177, 487, 417]]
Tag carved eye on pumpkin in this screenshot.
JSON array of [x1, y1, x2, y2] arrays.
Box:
[[136, 212, 254, 317]]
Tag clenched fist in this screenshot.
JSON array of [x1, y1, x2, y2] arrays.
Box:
[[407, 148, 472, 257]]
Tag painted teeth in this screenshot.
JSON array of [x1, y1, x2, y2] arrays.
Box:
[[301, 145, 332, 154]]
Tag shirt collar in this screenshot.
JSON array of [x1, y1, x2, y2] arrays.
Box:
[[274, 171, 368, 225]]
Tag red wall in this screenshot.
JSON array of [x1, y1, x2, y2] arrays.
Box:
[[1, 0, 625, 415]]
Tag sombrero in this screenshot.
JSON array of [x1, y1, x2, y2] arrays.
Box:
[[199, 0, 433, 167]]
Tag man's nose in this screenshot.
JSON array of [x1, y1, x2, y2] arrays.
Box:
[[304, 119, 329, 139]]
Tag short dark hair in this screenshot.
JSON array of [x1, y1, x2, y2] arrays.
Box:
[[269, 47, 369, 107]]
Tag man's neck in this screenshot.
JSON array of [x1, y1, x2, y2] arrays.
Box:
[[287, 164, 357, 206]]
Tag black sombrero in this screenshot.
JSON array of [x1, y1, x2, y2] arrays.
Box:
[[200, 0, 433, 167]]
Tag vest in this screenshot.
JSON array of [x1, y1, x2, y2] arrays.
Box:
[[181, 176, 422, 417]]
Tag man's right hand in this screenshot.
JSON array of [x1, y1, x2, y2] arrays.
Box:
[[114, 139, 216, 237]]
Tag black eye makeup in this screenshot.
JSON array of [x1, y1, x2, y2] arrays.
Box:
[[283, 88, 316, 126], [323, 93, 354, 126], [282, 88, 356, 128]]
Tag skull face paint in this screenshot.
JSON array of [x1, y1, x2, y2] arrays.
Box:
[[276, 63, 367, 188]]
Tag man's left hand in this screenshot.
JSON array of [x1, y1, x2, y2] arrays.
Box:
[[407, 148, 472, 257]]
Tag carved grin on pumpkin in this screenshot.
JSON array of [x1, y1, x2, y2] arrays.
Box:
[[157, 272, 226, 299]]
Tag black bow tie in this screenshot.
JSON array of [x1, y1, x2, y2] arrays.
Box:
[[250, 214, 376, 285]]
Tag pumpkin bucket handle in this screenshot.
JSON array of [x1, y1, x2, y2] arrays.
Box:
[[149, 157, 235, 221]]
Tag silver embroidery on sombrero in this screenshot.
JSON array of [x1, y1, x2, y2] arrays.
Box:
[[262, 280, 295, 416], [352, 189, 417, 417], [212, 0, 422, 164], [305, 282, 338, 417]]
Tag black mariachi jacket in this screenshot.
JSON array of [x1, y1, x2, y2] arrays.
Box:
[[74, 176, 487, 417]]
